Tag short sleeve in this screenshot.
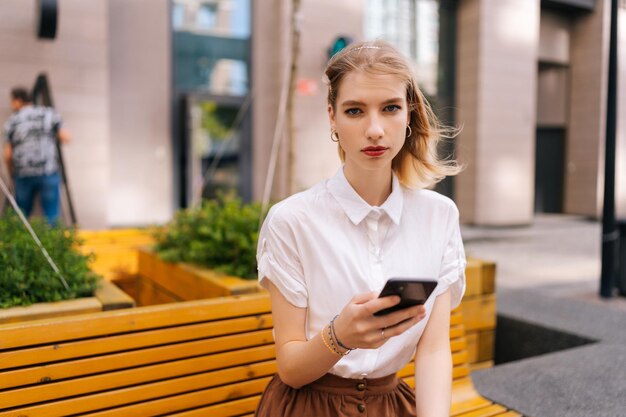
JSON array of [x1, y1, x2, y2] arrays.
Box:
[[434, 204, 467, 309], [3, 116, 15, 144], [257, 207, 308, 308]]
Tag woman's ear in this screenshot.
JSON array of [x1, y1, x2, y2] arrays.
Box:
[[328, 104, 336, 130]]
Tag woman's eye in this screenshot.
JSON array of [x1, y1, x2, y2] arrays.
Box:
[[384, 104, 401, 112], [345, 108, 362, 116]]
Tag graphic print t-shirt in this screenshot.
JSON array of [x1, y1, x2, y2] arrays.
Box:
[[4, 105, 62, 177]]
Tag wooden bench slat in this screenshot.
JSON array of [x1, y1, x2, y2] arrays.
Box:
[[85, 378, 272, 417], [453, 364, 470, 380], [451, 378, 483, 404], [470, 361, 494, 372], [460, 294, 496, 332], [0, 314, 273, 370], [451, 311, 463, 326], [1, 329, 274, 390], [453, 351, 468, 367], [0, 293, 271, 349], [455, 403, 509, 417], [167, 396, 261, 417], [0, 363, 275, 417], [496, 411, 522, 417], [450, 324, 465, 339], [451, 337, 467, 352], [479, 261, 496, 294], [0, 266, 507, 417], [464, 260, 484, 296], [0, 345, 276, 409], [402, 379, 498, 417], [450, 397, 494, 415]]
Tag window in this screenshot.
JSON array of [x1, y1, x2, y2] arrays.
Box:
[[365, 0, 440, 97], [172, 0, 250, 94], [365, 0, 458, 198], [172, 0, 252, 206]]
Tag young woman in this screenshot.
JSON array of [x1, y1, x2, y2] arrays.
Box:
[[256, 40, 466, 416]]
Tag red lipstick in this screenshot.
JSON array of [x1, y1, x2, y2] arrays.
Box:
[[362, 146, 388, 157]]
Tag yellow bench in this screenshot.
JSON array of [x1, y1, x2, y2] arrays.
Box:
[[0, 292, 517, 416], [76, 227, 497, 371]]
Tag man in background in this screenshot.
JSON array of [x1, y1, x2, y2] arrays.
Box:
[[2, 87, 70, 225]]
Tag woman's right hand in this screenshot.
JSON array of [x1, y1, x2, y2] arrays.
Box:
[[331, 291, 427, 351]]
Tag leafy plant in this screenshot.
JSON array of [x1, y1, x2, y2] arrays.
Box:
[[0, 213, 99, 308], [201, 101, 233, 141], [153, 194, 265, 280]]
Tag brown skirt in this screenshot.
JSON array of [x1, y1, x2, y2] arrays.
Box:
[[255, 373, 417, 417]]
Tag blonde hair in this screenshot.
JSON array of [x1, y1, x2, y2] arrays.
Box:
[[324, 40, 462, 189]]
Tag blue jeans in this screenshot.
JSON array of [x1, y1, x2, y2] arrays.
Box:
[[14, 172, 61, 225]]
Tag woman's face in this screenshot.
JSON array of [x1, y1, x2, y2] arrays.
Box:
[[328, 70, 409, 177]]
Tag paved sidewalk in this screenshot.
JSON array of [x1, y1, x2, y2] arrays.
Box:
[[462, 214, 602, 289], [462, 213, 626, 308], [460, 214, 626, 417]]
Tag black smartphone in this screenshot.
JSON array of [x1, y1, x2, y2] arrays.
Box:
[[374, 278, 438, 316]]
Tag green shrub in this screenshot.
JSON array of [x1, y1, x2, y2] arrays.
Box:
[[153, 194, 265, 279], [0, 213, 99, 308]]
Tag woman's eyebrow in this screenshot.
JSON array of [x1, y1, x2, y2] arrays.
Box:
[[340, 100, 365, 107], [340, 97, 404, 107], [381, 97, 404, 105]]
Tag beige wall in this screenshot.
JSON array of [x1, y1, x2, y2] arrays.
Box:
[[566, 0, 611, 217], [537, 10, 570, 128], [107, 0, 173, 227], [0, 0, 110, 228], [456, 0, 540, 226], [0, 0, 173, 228], [455, 0, 480, 223], [251, 0, 291, 201], [292, 0, 363, 193], [252, 0, 363, 200], [539, 10, 571, 64]]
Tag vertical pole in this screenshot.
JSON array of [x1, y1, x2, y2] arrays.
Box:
[[600, 0, 619, 298], [287, 0, 301, 195], [31, 74, 77, 226]]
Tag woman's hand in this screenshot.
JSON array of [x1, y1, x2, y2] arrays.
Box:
[[332, 291, 427, 350]]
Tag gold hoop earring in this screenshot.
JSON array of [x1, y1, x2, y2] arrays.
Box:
[[406, 125, 412, 138], [331, 130, 339, 142]]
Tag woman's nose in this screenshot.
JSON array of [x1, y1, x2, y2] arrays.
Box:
[[365, 117, 384, 140]]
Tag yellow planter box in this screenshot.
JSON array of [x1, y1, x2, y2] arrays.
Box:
[[461, 257, 497, 368], [78, 229, 155, 280], [137, 248, 260, 303], [0, 279, 135, 324]]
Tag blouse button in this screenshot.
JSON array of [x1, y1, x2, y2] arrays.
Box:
[[357, 382, 365, 391], [357, 403, 366, 412]]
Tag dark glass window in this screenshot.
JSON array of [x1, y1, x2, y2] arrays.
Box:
[[365, 0, 458, 198], [172, 0, 252, 206]]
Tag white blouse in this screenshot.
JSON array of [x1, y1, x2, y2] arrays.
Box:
[[257, 167, 466, 379]]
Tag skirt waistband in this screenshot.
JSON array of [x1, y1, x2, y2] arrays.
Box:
[[305, 373, 399, 395]]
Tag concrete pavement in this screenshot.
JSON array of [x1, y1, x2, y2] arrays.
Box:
[[460, 214, 626, 417], [463, 214, 602, 290]]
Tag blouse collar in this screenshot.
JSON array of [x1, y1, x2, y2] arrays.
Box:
[[327, 167, 404, 226]]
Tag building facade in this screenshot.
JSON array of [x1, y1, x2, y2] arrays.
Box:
[[0, 0, 623, 228]]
